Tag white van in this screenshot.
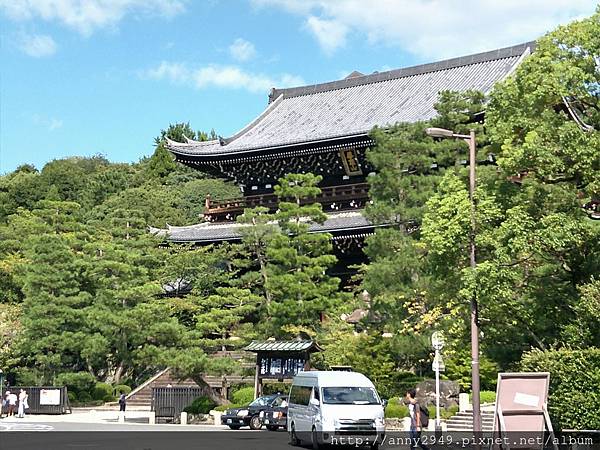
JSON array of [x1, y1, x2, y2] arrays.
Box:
[[287, 371, 386, 449]]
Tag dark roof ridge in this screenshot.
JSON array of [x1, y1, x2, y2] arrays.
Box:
[[269, 41, 536, 102]]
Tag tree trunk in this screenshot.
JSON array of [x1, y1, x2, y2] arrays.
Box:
[[105, 362, 125, 385], [191, 375, 228, 405]]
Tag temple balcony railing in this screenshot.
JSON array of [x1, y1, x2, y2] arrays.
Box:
[[204, 182, 370, 222]]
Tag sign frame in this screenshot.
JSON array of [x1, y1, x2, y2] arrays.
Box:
[[491, 372, 557, 450]]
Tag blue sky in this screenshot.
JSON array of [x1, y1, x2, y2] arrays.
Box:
[[1, 0, 597, 173]]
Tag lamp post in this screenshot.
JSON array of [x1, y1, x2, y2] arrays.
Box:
[[425, 127, 482, 434], [431, 331, 445, 432]]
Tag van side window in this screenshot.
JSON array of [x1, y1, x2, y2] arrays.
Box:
[[313, 386, 320, 401], [289, 385, 312, 406]]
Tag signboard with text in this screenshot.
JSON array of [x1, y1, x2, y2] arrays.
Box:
[[39, 388, 61, 405]]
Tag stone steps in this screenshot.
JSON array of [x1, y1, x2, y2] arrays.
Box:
[[445, 410, 495, 431]]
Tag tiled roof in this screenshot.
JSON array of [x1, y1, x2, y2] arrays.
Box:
[[150, 210, 376, 243], [245, 340, 321, 352], [167, 42, 533, 158]]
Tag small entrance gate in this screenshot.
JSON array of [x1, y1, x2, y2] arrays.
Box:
[[244, 340, 322, 399]]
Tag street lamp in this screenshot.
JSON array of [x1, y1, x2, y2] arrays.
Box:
[[431, 331, 445, 432], [425, 127, 482, 434]]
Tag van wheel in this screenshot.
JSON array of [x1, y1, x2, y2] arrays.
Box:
[[249, 415, 262, 430], [289, 423, 300, 446], [311, 427, 321, 450]]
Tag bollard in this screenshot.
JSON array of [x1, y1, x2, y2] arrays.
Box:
[[180, 411, 188, 425], [402, 417, 411, 431], [211, 410, 222, 426], [459, 393, 469, 412], [148, 412, 155, 425]]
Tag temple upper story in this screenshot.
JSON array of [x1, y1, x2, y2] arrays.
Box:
[[164, 42, 534, 227]]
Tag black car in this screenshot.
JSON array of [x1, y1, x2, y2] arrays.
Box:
[[260, 403, 287, 431], [221, 394, 288, 430]]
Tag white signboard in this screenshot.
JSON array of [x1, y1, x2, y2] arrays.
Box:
[[40, 389, 61, 405]]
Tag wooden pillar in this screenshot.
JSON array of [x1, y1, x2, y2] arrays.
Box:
[[254, 358, 260, 400], [205, 194, 211, 212]]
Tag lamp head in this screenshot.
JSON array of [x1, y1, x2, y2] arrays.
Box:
[[426, 127, 454, 138]]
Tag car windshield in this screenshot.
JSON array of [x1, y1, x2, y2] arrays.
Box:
[[322, 387, 380, 405], [249, 395, 275, 407]]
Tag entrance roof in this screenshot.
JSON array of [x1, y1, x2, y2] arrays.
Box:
[[167, 42, 534, 161]]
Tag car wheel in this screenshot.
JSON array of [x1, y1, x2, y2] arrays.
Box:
[[311, 427, 321, 450], [267, 425, 279, 431], [289, 423, 300, 446], [227, 425, 240, 430], [249, 415, 262, 430]]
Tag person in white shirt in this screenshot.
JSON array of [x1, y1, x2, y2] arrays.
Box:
[[17, 389, 28, 418], [7, 391, 17, 417]]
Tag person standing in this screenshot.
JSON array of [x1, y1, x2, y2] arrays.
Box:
[[7, 391, 17, 417], [406, 388, 430, 450], [1, 391, 9, 418], [118, 391, 126, 412], [17, 389, 28, 418]]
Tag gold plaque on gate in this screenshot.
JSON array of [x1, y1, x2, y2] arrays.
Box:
[[339, 148, 362, 176]]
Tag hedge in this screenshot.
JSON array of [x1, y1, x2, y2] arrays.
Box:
[[55, 372, 96, 395], [114, 384, 131, 396], [521, 347, 600, 431], [183, 396, 217, 415], [93, 382, 114, 401], [385, 397, 409, 418], [469, 390, 496, 404], [232, 387, 254, 405]]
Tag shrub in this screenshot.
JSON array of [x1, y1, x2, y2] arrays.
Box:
[[55, 372, 96, 395], [214, 404, 230, 412], [384, 397, 409, 418], [92, 382, 113, 401], [262, 382, 288, 395], [183, 396, 217, 415], [77, 391, 92, 403], [232, 386, 254, 405], [469, 390, 496, 404], [103, 394, 115, 403], [67, 391, 77, 403], [441, 405, 459, 420], [521, 347, 600, 431], [113, 384, 131, 396]]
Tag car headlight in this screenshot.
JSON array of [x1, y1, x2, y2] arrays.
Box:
[[237, 409, 249, 417]]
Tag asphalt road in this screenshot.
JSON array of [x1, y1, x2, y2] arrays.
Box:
[[0, 422, 405, 450], [0, 424, 296, 450]]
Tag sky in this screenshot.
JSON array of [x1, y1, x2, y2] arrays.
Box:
[[0, 0, 597, 174]]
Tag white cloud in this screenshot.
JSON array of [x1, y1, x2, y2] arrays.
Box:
[[305, 15, 347, 54], [32, 114, 63, 131], [18, 33, 57, 57], [229, 38, 257, 62], [142, 61, 304, 94], [251, 0, 597, 59], [0, 0, 186, 36]]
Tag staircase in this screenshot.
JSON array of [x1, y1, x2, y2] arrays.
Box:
[[125, 369, 197, 408], [445, 408, 495, 432], [126, 351, 255, 408]]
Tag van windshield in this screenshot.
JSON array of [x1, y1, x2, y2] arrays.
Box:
[[322, 387, 380, 405]]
